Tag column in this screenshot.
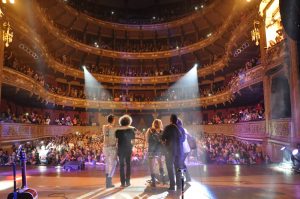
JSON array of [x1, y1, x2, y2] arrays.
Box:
[[263, 76, 271, 136], [0, 29, 4, 105], [288, 38, 300, 145]]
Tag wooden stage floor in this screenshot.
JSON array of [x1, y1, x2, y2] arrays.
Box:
[[0, 164, 300, 199]]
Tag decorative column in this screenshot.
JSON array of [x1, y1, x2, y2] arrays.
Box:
[[0, 29, 4, 105], [288, 38, 300, 145]]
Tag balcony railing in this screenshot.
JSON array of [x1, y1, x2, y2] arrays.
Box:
[[2, 64, 264, 110], [1, 119, 291, 143]]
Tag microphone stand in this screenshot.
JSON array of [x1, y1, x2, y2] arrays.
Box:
[[12, 162, 17, 199]]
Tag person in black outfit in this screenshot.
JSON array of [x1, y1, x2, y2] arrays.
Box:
[[161, 114, 185, 191], [146, 119, 166, 187], [115, 115, 136, 187]]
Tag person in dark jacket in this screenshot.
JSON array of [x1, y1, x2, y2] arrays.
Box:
[[161, 114, 185, 191], [146, 119, 166, 187], [115, 114, 136, 187]]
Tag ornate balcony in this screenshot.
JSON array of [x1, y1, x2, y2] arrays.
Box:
[[31, 0, 255, 59], [7, 9, 255, 84], [2, 64, 264, 110]]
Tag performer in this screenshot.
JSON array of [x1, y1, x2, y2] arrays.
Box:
[[177, 118, 191, 182], [145, 119, 166, 187], [103, 114, 117, 188], [161, 114, 185, 191], [115, 114, 136, 187]]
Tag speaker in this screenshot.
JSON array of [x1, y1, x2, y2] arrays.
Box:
[[279, 0, 300, 41], [63, 161, 85, 171]]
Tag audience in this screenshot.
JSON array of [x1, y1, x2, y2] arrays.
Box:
[[0, 131, 270, 167]]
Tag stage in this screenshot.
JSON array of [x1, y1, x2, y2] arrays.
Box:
[[0, 164, 299, 199]]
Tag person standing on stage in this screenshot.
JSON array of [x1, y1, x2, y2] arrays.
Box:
[[103, 114, 117, 188], [177, 118, 191, 182], [161, 114, 185, 191], [115, 115, 136, 187], [145, 119, 166, 187]]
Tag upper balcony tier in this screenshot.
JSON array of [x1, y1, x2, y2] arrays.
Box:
[[7, 6, 258, 84], [33, 0, 254, 57]]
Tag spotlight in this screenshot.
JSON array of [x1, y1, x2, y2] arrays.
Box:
[[281, 146, 286, 151], [194, 63, 198, 68], [235, 153, 240, 158], [201, 4, 204, 8], [9, 0, 14, 3], [292, 149, 299, 156], [207, 33, 212, 37], [111, 11, 114, 15], [176, 45, 179, 50], [194, 6, 198, 10], [152, 16, 156, 20], [2, 0, 6, 4], [82, 65, 86, 69]]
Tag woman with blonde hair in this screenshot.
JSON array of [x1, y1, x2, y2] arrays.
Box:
[[146, 119, 166, 187]]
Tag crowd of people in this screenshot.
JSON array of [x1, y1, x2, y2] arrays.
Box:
[[0, 127, 144, 167], [0, 108, 90, 126], [0, 129, 270, 167], [195, 133, 271, 165], [5, 50, 232, 102], [204, 103, 265, 125], [65, 0, 210, 25]]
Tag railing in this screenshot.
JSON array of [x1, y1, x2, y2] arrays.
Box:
[[186, 120, 267, 139], [0, 123, 100, 142], [8, 9, 256, 84], [34, 0, 242, 59], [57, 0, 222, 31], [1, 119, 292, 143], [2, 64, 264, 109]]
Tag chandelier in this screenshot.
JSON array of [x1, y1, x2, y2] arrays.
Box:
[[251, 21, 260, 46], [3, 21, 13, 47], [1, 0, 14, 47]]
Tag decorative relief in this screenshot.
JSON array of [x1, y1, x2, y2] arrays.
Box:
[[270, 119, 291, 138]]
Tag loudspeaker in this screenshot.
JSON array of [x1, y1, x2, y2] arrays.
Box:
[[63, 161, 85, 171], [279, 0, 300, 41]]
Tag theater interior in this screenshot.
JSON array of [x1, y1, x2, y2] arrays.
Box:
[[0, 0, 300, 198]]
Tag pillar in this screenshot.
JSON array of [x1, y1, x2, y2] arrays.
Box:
[[0, 29, 4, 105], [288, 38, 300, 145]]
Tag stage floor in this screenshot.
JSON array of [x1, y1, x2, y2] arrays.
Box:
[[0, 164, 300, 199]]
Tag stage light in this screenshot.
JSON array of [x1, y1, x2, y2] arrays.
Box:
[[9, 0, 14, 3], [194, 6, 198, 10], [194, 63, 198, 68], [207, 33, 212, 37], [292, 149, 299, 156], [235, 153, 240, 158], [201, 4, 204, 8], [111, 11, 114, 15], [2, 0, 7, 4], [281, 146, 286, 151], [82, 65, 86, 69]]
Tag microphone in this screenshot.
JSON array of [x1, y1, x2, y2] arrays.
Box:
[[17, 144, 23, 157]]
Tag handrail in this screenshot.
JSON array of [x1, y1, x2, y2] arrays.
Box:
[[8, 9, 256, 84], [55, 0, 223, 31], [34, 0, 240, 59], [2, 65, 264, 110]]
